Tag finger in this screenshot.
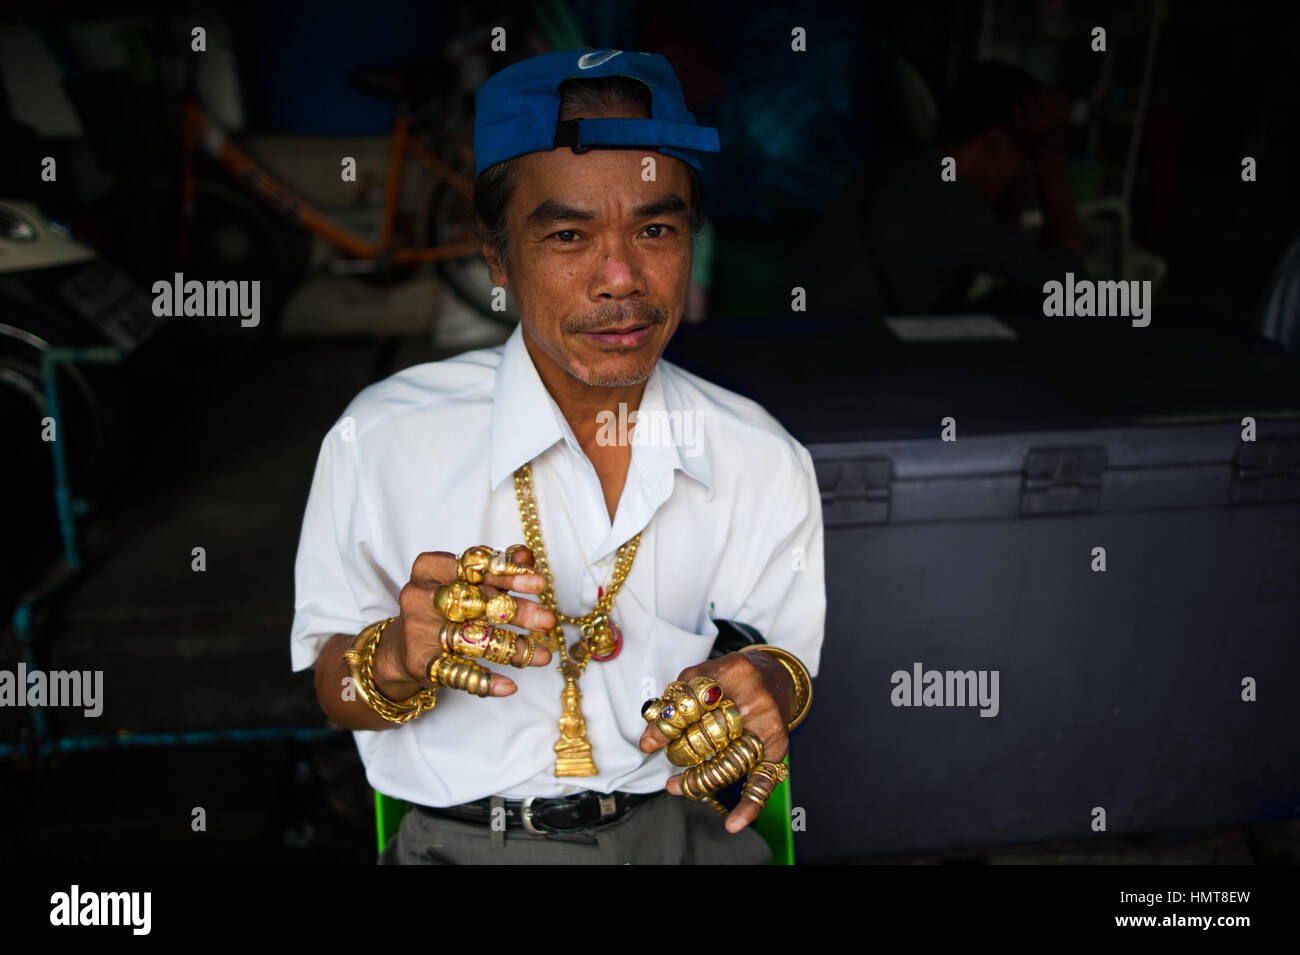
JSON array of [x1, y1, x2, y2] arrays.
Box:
[[756, 729, 789, 766], [423, 647, 520, 698], [482, 546, 548, 593], [665, 766, 771, 833], [735, 696, 789, 765], [509, 632, 552, 668], [409, 549, 549, 594], [663, 773, 760, 833], [477, 581, 557, 631], [639, 723, 669, 753], [410, 551, 458, 588], [489, 569, 548, 594], [429, 618, 553, 669], [724, 799, 761, 834]]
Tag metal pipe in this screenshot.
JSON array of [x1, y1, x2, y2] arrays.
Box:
[[1122, 0, 1163, 213], [0, 725, 339, 758]]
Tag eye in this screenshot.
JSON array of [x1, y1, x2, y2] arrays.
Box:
[[643, 223, 673, 238], [551, 230, 580, 242]]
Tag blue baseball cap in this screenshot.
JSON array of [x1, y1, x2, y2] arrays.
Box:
[[473, 49, 721, 177]]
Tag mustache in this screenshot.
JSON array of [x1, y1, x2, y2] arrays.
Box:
[[564, 302, 671, 334]]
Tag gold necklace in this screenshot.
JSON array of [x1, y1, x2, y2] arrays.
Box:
[[513, 461, 641, 777]]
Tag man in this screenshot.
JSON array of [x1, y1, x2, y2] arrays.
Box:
[[290, 49, 825, 865], [799, 61, 1086, 317]]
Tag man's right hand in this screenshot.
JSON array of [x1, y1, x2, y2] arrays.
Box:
[[373, 548, 555, 700]]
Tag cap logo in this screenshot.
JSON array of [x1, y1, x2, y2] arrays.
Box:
[[577, 50, 623, 69]]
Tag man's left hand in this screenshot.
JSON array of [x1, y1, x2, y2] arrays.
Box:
[[638, 650, 796, 834]]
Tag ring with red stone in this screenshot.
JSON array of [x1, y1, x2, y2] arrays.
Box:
[[687, 676, 725, 710]]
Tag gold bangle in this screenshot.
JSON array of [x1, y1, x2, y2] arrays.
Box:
[[342, 617, 437, 724], [738, 644, 813, 731]]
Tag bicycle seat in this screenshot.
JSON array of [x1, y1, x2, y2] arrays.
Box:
[[351, 58, 456, 106]]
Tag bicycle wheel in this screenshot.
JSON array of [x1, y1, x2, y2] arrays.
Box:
[[80, 175, 308, 381], [427, 178, 520, 326], [0, 277, 123, 499], [0, 301, 123, 608]]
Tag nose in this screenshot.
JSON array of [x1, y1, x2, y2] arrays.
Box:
[[588, 236, 644, 301]]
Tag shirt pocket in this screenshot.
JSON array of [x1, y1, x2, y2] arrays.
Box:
[[603, 615, 718, 744], [640, 616, 718, 696]]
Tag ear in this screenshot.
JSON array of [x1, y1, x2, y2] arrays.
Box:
[[481, 240, 508, 288]]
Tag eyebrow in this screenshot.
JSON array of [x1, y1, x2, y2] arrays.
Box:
[[525, 199, 595, 227], [523, 194, 689, 228], [631, 194, 688, 219]]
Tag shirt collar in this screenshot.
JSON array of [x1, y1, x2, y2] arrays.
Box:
[[489, 323, 714, 499]]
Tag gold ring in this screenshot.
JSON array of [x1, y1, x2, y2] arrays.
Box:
[[484, 592, 517, 624], [482, 626, 518, 666], [456, 545, 535, 584], [428, 653, 492, 697], [741, 759, 789, 809], [680, 731, 763, 801], [517, 633, 538, 668], [442, 620, 518, 663], [434, 581, 487, 622]]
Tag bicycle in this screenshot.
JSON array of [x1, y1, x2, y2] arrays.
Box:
[[63, 15, 526, 379]]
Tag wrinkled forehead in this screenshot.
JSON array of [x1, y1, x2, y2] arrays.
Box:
[[508, 147, 694, 220]]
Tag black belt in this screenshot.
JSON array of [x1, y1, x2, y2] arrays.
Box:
[[414, 790, 657, 834]]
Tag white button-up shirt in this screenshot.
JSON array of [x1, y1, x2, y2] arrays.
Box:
[[290, 323, 825, 806]]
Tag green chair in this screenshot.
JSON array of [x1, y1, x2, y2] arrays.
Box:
[[375, 754, 794, 864]]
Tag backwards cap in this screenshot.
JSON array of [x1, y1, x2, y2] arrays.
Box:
[[473, 49, 721, 177]]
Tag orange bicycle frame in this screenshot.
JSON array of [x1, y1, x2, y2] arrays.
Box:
[[180, 100, 478, 265]]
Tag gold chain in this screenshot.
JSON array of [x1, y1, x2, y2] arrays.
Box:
[[513, 461, 641, 775]]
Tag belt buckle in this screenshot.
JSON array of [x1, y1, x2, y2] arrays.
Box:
[[598, 793, 617, 819], [519, 796, 545, 835]]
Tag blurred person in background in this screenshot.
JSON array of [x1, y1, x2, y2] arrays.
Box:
[[799, 61, 1086, 318]]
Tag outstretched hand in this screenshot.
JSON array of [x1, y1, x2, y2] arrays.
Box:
[[639, 651, 796, 833]]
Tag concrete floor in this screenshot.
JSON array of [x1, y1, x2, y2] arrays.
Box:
[[3, 329, 1297, 865]]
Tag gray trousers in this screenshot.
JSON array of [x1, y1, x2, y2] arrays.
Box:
[[378, 791, 773, 865]]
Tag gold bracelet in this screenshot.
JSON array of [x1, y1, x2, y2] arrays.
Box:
[[738, 644, 813, 731], [342, 617, 437, 724]]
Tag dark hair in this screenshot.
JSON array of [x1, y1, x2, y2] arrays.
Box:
[[936, 61, 1040, 146], [473, 74, 708, 272]]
